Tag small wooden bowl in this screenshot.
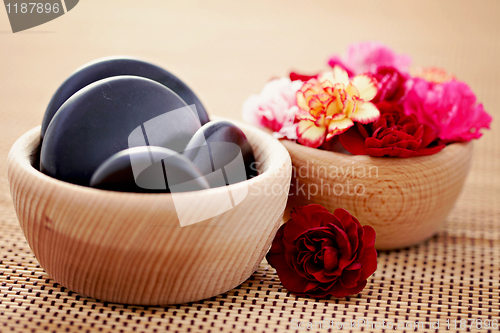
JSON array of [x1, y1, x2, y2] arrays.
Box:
[[7, 120, 292, 305], [282, 140, 473, 250]]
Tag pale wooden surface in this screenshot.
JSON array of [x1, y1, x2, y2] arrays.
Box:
[[283, 140, 473, 250], [1, 1, 500, 332], [7, 121, 291, 305]]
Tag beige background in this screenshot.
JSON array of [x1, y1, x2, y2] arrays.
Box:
[[1, 1, 499, 332]]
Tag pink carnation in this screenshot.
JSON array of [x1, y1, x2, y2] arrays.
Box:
[[328, 42, 412, 75], [242, 78, 302, 139], [404, 78, 492, 142]]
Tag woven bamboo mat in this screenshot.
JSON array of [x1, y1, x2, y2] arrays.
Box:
[[1, 1, 500, 332]]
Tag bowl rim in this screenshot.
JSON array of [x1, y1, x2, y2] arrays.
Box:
[[281, 138, 473, 166], [8, 118, 292, 200]]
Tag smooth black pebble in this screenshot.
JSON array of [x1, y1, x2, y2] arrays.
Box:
[[41, 57, 209, 138], [90, 146, 209, 193], [41, 76, 201, 186], [183, 120, 257, 188]]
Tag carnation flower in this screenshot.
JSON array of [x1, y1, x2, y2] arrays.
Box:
[[296, 66, 379, 148], [243, 43, 492, 153], [289, 72, 318, 82], [404, 78, 492, 142], [412, 67, 455, 84], [339, 101, 444, 158], [327, 42, 411, 75], [371, 66, 408, 103], [266, 205, 377, 298], [242, 78, 302, 139]]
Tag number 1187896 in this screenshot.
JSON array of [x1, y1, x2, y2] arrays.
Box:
[[447, 318, 498, 330], [6, 2, 60, 14]]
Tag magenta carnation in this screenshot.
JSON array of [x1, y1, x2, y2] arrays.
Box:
[[404, 78, 492, 142]]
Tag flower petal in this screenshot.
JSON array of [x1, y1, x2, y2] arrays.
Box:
[[323, 246, 340, 271], [332, 66, 350, 86], [416, 144, 445, 156], [366, 146, 419, 158], [289, 71, 319, 82], [339, 125, 368, 155], [324, 96, 344, 119], [326, 118, 354, 140], [345, 83, 360, 98], [297, 119, 326, 148], [351, 102, 380, 124], [351, 74, 378, 101], [358, 226, 378, 281], [340, 267, 362, 289], [296, 91, 308, 111], [287, 205, 331, 238], [319, 73, 335, 88]]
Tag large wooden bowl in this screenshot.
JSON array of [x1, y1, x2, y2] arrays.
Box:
[[7, 120, 292, 305], [282, 140, 473, 250]]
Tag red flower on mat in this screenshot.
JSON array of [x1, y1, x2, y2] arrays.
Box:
[[339, 101, 445, 158], [266, 205, 377, 298]]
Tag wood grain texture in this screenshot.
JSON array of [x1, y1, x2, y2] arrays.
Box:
[[282, 140, 473, 250], [6, 120, 292, 306]]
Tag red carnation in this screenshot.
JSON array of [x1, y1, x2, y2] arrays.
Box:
[[372, 66, 408, 103], [289, 71, 318, 82], [266, 205, 377, 298], [339, 101, 445, 158]]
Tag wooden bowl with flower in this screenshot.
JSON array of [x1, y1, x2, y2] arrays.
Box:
[[282, 140, 473, 250], [243, 42, 491, 250], [7, 119, 292, 305]]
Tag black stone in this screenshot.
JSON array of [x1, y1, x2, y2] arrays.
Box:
[[90, 146, 209, 193], [183, 120, 257, 188], [41, 57, 209, 138], [41, 76, 201, 186]]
